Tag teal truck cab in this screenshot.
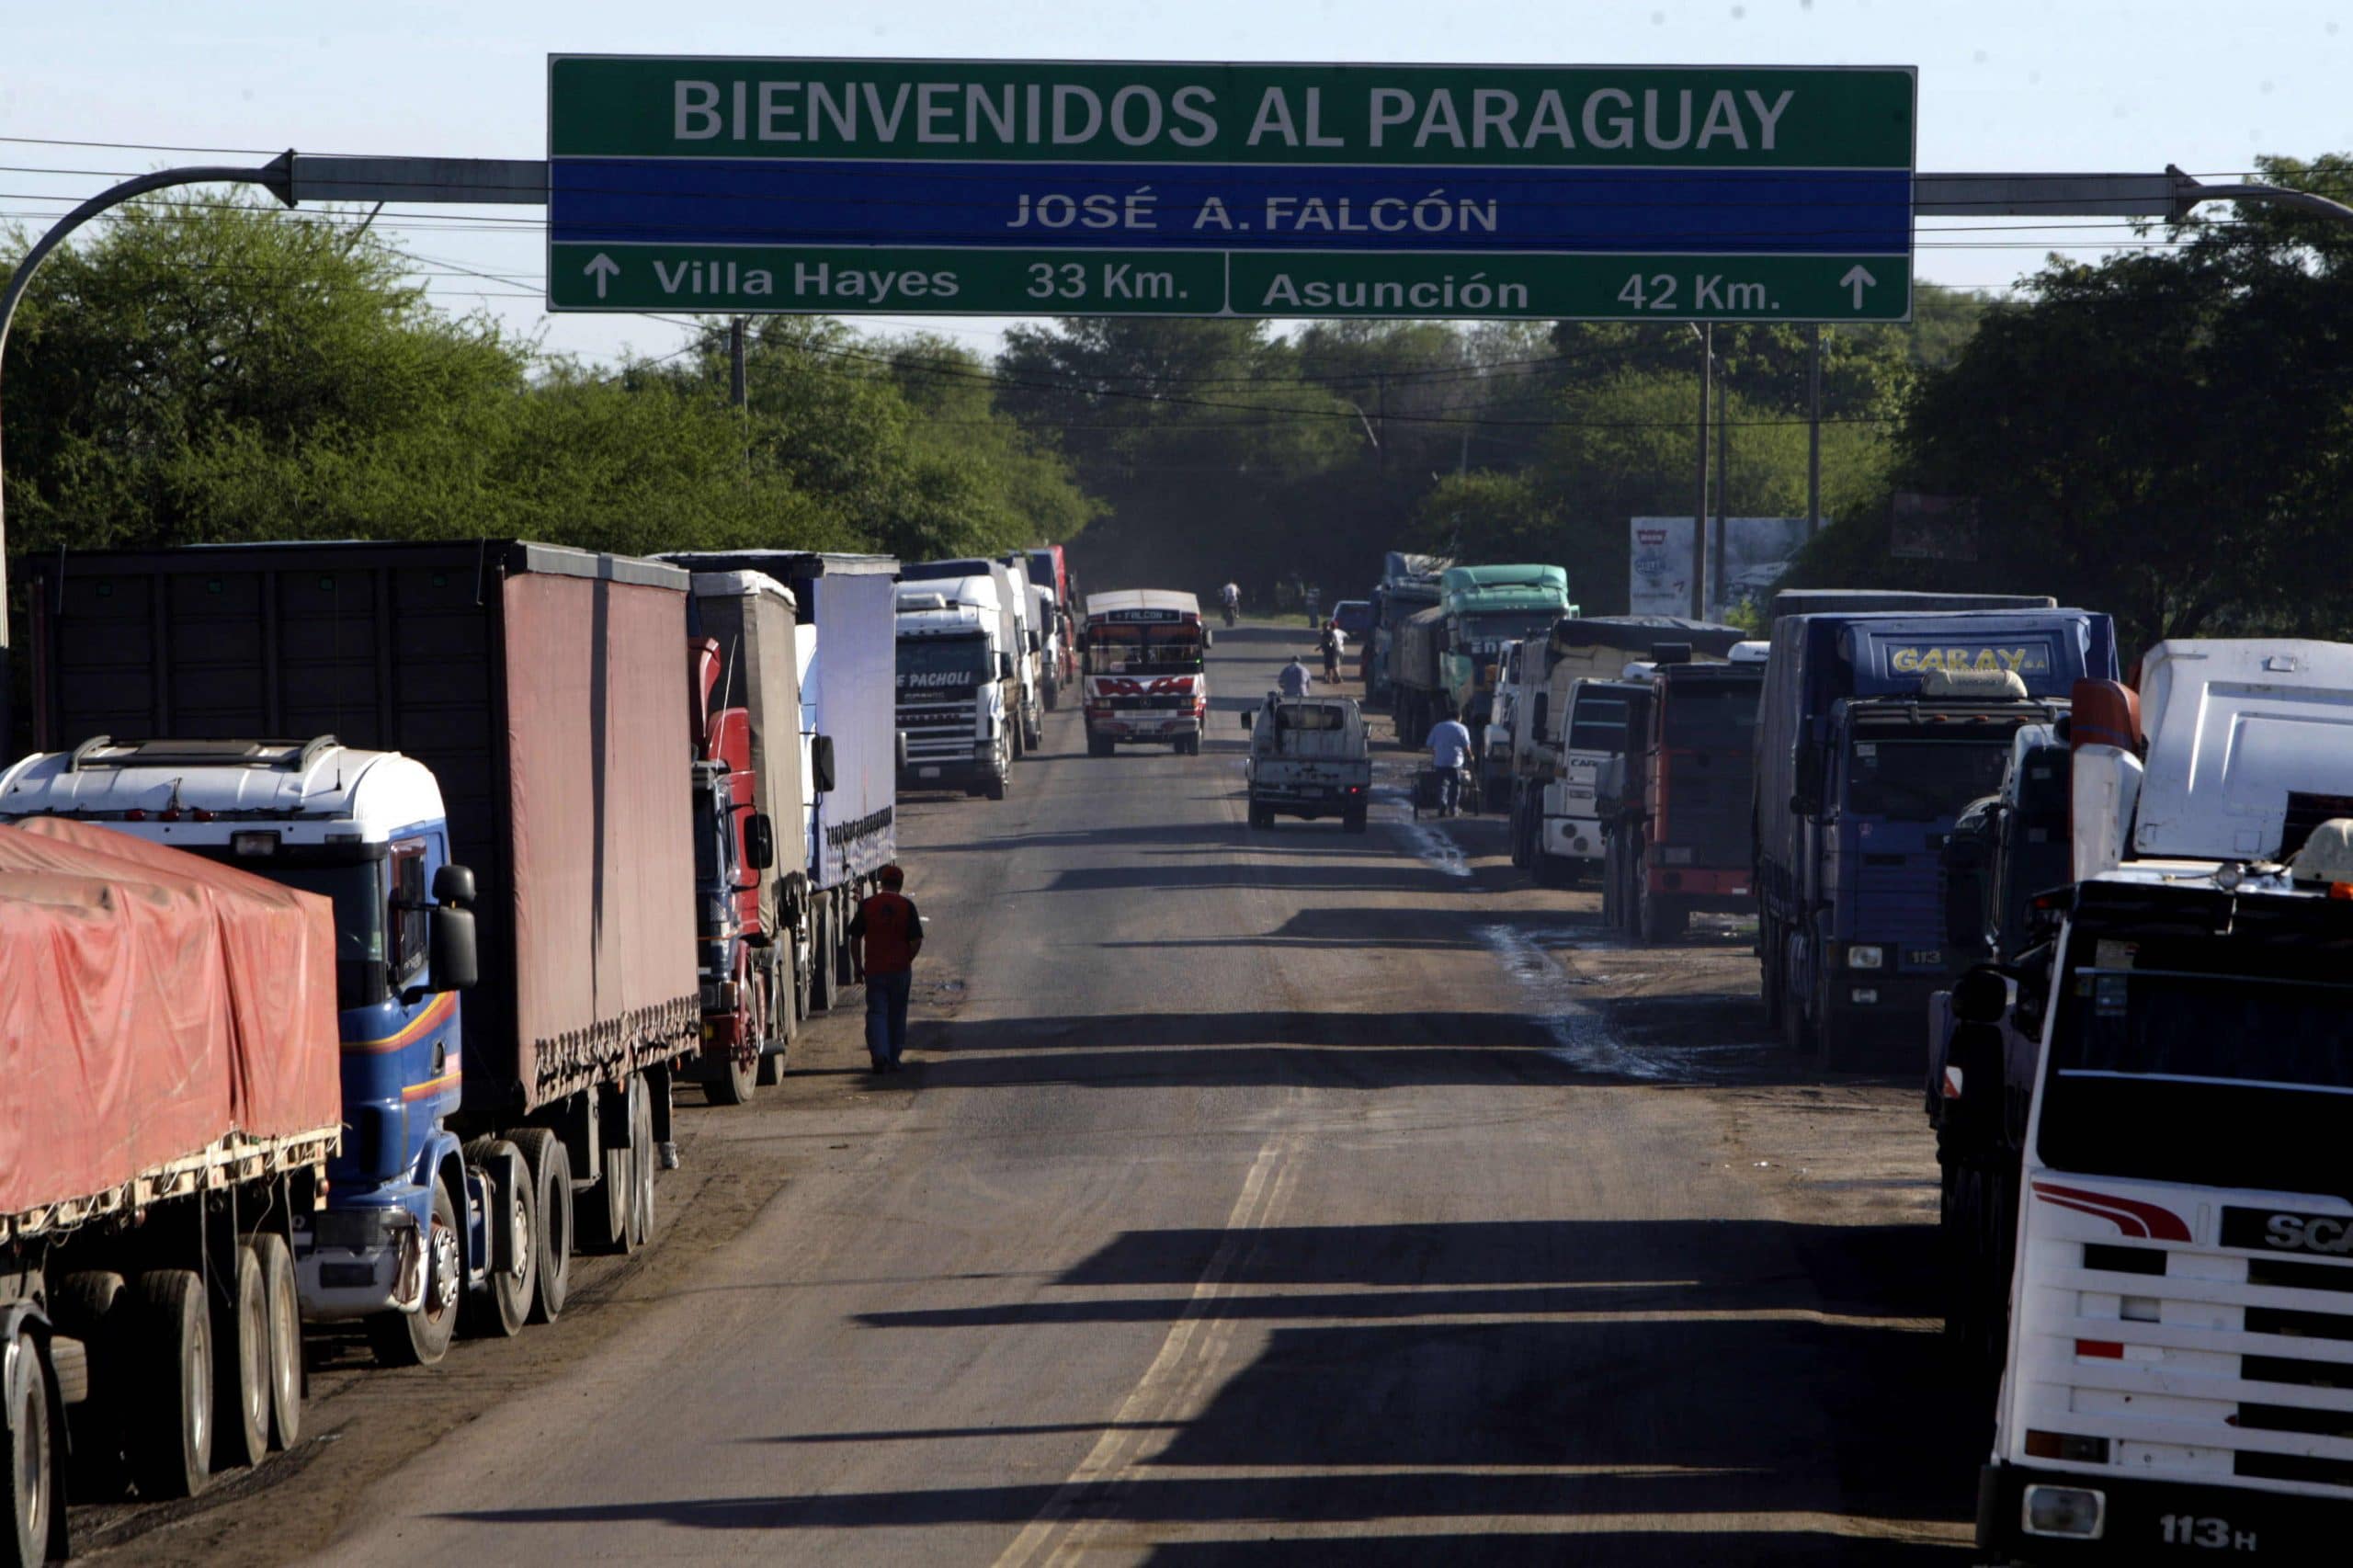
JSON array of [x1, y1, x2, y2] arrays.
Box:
[[1438, 564, 1574, 808]]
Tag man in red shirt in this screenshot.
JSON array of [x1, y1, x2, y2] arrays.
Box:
[[848, 864, 923, 1073]]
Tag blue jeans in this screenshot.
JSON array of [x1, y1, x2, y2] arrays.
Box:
[[1437, 767, 1461, 815], [866, 969, 913, 1063]]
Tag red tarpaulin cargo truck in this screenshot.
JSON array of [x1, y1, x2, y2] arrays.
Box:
[[14, 541, 699, 1373], [2, 821, 341, 1553]]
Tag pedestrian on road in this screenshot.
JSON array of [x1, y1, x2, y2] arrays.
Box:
[[1426, 715, 1473, 817], [1278, 656, 1314, 698], [1321, 622, 1346, 683], [850, 864, 924, 1073]]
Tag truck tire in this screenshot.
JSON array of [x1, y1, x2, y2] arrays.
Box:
[[577, 1085, 633, 1256], [249, 1233, 302, 1450], [1086, 733, 1110, 758], [127, 1268, 210, 1499], [1043, 678, 1059, 712], [1638, 881, 1687, 945], [46, 1271, 127, 1500], [1758, 917, 1784, 1028], [459, 1139, 537, 1339], [986, 768, 1008, 801], [4, 1326, 55, 1568], [212, 1243, 269, 1471], [1344, 804, 1368, 834], [1247, 802, 1271, 830], [511, 1127, 572, 1325], [627, 1074, 657, 1253], [365, 1177, 460, 1368], [810, 905, 838, 1013]]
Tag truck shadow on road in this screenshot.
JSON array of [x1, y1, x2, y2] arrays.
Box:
[[436, 1219, 1974, 1559]]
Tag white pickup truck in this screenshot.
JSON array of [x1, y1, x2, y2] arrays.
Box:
[[1241, 696, 1371, 833]]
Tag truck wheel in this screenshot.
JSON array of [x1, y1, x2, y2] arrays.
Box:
[[809, 905, 838, 1013], [459, 1139, 537, 1339], [1759, 918, 1785, 1029], [577, 1087, 633, 1256], [1344, 804, 1368, 834], [1638, 883, 1686, 945], [1043, 680, 1059, 712], [511, 1127, 572, 1324], [365, 1178, 461, 1368], [249, 1234, 302, 1450], [1086, 733, 1108, 757], [212, 1244, 269, 1470], [1811, 972, 1856, 1073], [4, 1326, 55, 1567], [627, 1074, 657, 1253], [1247, 803, 1270, 830], [756, 956, 794, 1083], [47, 1272, 128, 1503], [127, 1268, 210, 1499]]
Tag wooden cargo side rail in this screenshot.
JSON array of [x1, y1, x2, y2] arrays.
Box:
[[1, 1124, 338, 1246]]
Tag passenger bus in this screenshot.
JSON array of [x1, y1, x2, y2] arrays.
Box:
[[1082, 590, 1208, 756]]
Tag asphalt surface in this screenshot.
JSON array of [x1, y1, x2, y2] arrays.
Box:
[[91, 620, 1981, 1566]]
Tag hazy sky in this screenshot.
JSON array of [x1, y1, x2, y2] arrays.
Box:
[[8, 1, 2350, 364]]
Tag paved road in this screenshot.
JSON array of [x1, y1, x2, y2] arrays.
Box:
[[97, 621, 1980, 1566]]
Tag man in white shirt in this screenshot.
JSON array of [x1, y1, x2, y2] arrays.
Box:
[[1425, 715, 1473, 816]]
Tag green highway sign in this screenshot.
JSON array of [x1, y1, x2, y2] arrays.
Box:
[[547, 58, 1916, 320]]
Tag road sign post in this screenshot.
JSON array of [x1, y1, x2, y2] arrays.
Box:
[[547, 58, 1917, 321]]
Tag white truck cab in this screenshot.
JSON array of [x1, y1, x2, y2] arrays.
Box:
[[895, 578, 1017, 800], [1972, 640, 2353, 1561]]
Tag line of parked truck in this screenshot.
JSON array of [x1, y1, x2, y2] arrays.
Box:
[[0, 536, 1113, 1563], [1353, 548, 2353, 1562]]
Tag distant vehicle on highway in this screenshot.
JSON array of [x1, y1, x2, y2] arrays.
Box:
[[1241, 695, 1370, 832], [1083, 590, 1208, 756], [1327, 599, 1374, 639]]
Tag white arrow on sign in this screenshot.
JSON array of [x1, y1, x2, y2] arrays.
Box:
[[1839, 265, 1878, 311], [583, 253, 621, 300]]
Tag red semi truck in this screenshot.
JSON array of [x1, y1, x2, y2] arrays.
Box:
[[3, 820, 343, 1560]]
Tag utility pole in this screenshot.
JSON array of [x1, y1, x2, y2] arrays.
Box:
[[1689, 324, 1711, 619], [1713, 345, 1730, 620], [728, 317, 747, 407], [1806, 324, 1824, 538]]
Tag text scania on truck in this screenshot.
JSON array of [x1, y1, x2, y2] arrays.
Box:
[[1083, 590, 1209, 755]]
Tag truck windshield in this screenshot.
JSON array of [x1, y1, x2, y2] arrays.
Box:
[[1845, 738, 2012, 820], [1569, 695, 1631, 752], [899, 635, 991, 689], [1662, 685, 1761, 749], [2039, 917, 2353, 1197], [1087, 626, 1202, 675], [1460, 613, 1557, 646], [254, 859, 388, 1010]]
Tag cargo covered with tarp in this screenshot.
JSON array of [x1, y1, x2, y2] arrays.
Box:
[[0, 820, 339, 1228], [22, 540, 701, 1123]]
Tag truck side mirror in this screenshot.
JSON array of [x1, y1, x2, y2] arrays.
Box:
[[745, 812, 775, 871], [429, 904, 479, 993], [998, 653, 1016, 681], [1203, 628, 1214, 649], [812, 734, 837, 796], [432, 861, 476, 907]]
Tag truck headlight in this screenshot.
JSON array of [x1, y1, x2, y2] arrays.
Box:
[[1847, 945, 1884, 970], [2021, 1485, 2105, 1540]]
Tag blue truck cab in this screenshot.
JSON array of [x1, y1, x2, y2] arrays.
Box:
[[0, 737, 494, 1363], [1753, 610, 2116, 1069]]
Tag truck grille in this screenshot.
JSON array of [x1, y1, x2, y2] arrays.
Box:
[[1852, 855, 1944, 948], [899, 701, 978, 762], [2011, 1186, 2353, 1498]]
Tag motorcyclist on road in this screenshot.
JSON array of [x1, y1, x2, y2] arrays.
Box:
[[1221, 581, 1241, 627], [1426, 715, 1473, 818], [1278, 656, 1314, 698]]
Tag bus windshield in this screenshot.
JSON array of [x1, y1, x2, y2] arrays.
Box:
[[1087, 624, 1202, 676]]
